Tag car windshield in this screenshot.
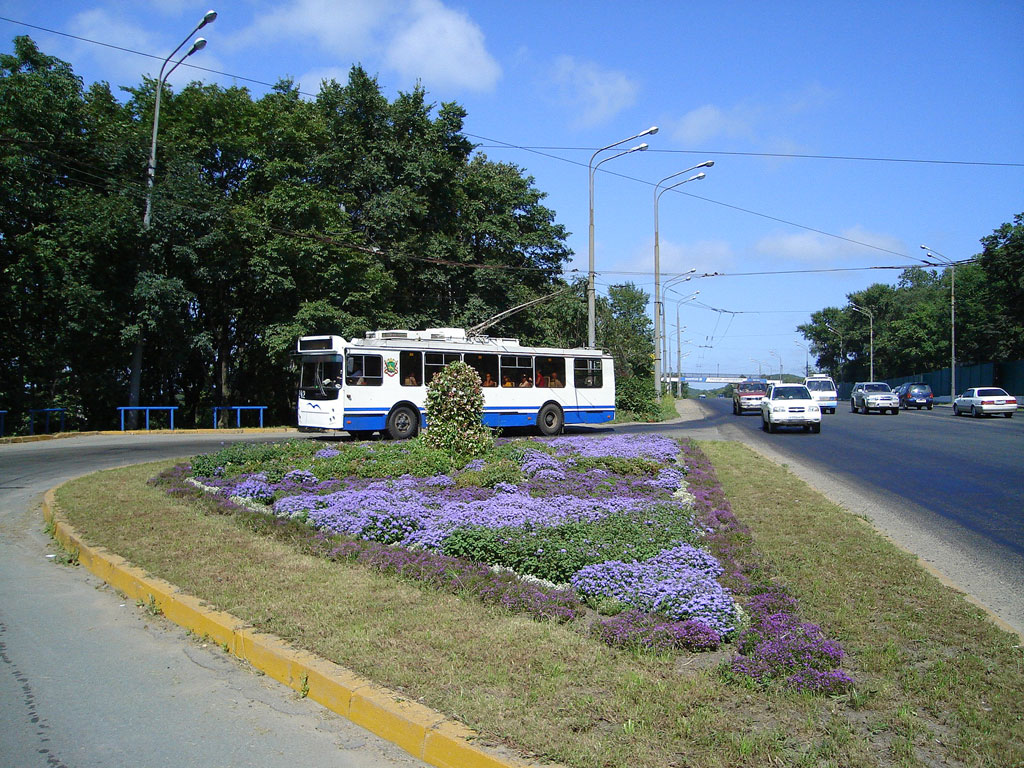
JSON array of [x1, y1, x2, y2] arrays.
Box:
[[863, 383, 891, 392], [737, 381, 766, 393], [978, 388, 1009, 397], [805, 379, 835, 391], [772, 386, 811, 400]]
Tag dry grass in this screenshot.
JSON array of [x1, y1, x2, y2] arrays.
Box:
[[53, 442, 1024, 768]]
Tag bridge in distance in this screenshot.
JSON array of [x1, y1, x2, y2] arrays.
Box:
[[665, 373, 783, 385]]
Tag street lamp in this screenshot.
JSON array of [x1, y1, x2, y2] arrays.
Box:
[[794, 340, 810, 377], [769, 349, 783, 380], [849, 303, 874, 381], [921, 244, 957, 402], [660, 270, 695, 389], [653, 161, 713, 395], [143, 9, 217, 229], [824, 322, 844, 381], [750, 358, 766, 377], [588, 126, 659, 347], [663, 288, 698, 388]]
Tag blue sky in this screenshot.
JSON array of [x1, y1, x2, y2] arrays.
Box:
[[3, 1, 1022, 382]]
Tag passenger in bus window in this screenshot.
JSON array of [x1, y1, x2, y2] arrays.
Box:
[[535, 371, 547, 387], [482, 372, 497, 387], [502, 375, 513, 387], [519, 374, 532, 387], [404, 373, 419, 386], [548, 371, 564, 388]]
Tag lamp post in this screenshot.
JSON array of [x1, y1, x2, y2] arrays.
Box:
[[659, 271, 695, 390], [663, 289, 698, 390], [769, 349, 783, 381], [143, 10, 217, 229], [587, 126, 658, 348], [794, 340, 810, 377], [850, 303, 874, 381], [653, 161, 713, 395], [750, 358, 766, 377], [824, 322, 844, 381], [921, 244, 957, 402]]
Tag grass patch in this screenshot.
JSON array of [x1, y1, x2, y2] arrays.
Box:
[[53, 442, 1023, 768]]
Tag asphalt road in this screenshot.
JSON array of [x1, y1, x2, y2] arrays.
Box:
[[0, 432, 425, 768], [615, 398, 1024, 638]]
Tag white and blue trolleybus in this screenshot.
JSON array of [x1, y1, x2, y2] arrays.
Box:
[[295, 328, 616, 438]]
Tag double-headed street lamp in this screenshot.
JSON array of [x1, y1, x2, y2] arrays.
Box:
[[653, 161, 713, 395], [920, 244, 957, 401], [663, 289, 698, 393], [587, 126, 659, 348], [794, 340, 810, 377], [143, 9, 217, 229], [849, 303, 874, 381], [658, 270, 695, 392], [824, 322, 844, 380]]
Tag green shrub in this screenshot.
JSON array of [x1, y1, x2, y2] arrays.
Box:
[[615, 376, 659, 421], [423, 361, 493, 457]]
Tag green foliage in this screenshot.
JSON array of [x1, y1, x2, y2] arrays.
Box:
[[454, 459, 523, 489], [423, 361, 493, 457], [441, 505, 703, 585], [615, 376, 659, 421]]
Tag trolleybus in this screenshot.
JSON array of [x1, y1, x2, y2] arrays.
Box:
[[295, 328, 616, 439]]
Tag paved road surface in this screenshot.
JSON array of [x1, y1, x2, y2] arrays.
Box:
[[0, 432, 426, 768]]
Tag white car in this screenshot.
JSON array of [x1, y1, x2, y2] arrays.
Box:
[[804, 374, 838, 414], [761, 384, 821, 433], [952, 387, 1017, 418]]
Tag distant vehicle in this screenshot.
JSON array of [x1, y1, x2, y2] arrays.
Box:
[[803, 374, 838, 414], [733, 378, 768, 414], [760, 384, 821, 433], [698, 393, 707, 400], [952, 387, 1017, 418], [895, 382, 934, 410], [850, 382, 900, 415]]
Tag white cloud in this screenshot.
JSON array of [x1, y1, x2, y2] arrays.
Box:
[[671, 84, 834, 147], [551, 55, 638, 128], [674, 104, 755, 145], [227, 0, 390, 56], [385, 0, 500, 91], [755, 226, 904, 264], [295, 66, 356, 93]]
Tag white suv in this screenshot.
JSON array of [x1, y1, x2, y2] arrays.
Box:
[[803, 374, 838, 414], [850, 382, 899, 414], [761, 384, 822, 433]]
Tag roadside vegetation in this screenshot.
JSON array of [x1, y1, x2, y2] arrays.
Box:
[[54, 434, 1022, 768]]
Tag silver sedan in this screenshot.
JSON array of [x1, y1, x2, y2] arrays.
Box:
[[953, 387, 1018, 418]]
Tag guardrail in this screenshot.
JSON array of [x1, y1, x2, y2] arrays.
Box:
[[118, 406, 178, 431], [29, 407, 67, 435], [212, 405, 267, 429]]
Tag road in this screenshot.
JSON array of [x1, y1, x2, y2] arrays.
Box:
[[616, 398, 1024, 638], [0, 432, 425, 768]]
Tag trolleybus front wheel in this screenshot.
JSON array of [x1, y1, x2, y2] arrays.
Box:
[[386, 406, 419, 440]]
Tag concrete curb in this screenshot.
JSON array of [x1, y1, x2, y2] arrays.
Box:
[[42, 488, 560, 768]]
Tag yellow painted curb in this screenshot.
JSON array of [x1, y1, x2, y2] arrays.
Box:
[[42, 489, 560, 768]]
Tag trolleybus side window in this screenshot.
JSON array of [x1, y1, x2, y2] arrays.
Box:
[[425, 352, 461, 385], [501, 355, 533, 387], [574, 358, 603, 388], [465, 353, 499, 387], [347, 354, 383, 386], [535, 356, 565, 388], [400, 351, 422, 387]]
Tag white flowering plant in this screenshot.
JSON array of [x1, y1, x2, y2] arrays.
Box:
[[423, 361, 494, 457]]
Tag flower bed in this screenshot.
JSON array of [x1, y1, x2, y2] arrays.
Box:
[[178, 433, 850, 691]]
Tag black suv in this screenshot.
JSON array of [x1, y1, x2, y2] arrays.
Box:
[[895, 382, 934, 410]]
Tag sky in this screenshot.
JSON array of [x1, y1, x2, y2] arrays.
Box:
[[2, 1, 1022, 384]]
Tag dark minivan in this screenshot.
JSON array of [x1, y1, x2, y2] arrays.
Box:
[[896, 382, 934, 410]]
